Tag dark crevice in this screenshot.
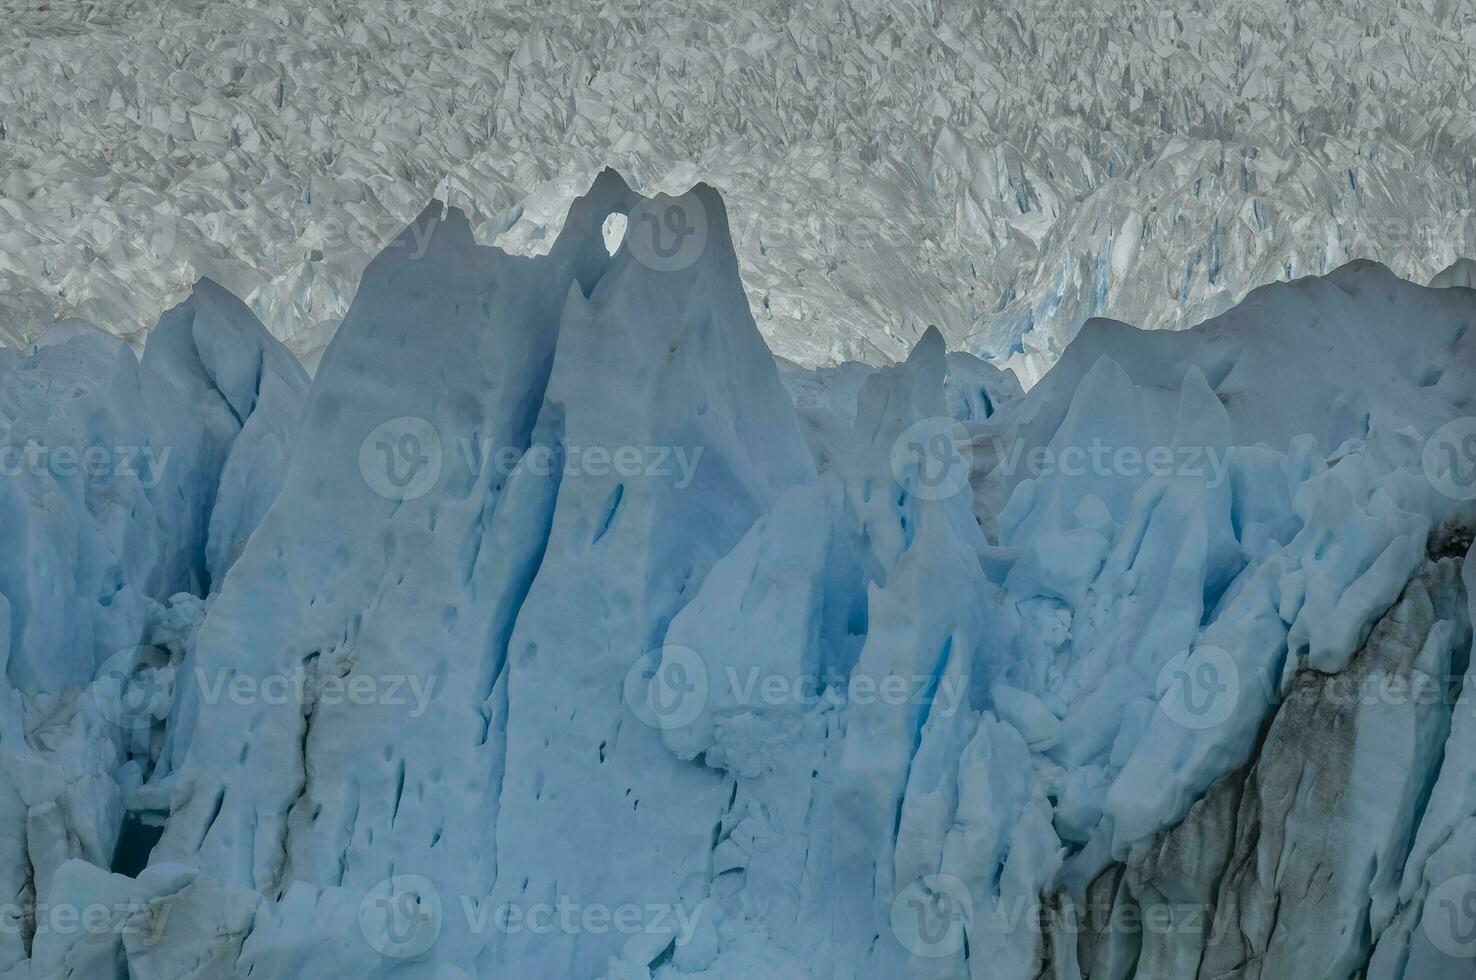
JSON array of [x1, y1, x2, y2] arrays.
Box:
[[112, 812, 166, 879]]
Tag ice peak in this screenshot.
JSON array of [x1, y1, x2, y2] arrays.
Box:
[[1431, 257, 1476, 289]]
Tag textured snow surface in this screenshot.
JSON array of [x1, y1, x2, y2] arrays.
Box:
[[4, 172, 1476, 978], [4, 0, 1476, 380]]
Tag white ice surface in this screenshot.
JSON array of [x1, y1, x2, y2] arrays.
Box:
[[3, 0, 1476, 383]]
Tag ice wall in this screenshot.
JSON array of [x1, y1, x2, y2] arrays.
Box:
[[5, 174, 1476, 980], [0, 284, 307, 978]]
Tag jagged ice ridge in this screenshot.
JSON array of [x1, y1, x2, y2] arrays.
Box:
[[1, 172, 1476, 980]]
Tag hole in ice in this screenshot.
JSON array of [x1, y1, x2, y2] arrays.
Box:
[[602, 212, 627, 255], [112, 812, 164, 878]]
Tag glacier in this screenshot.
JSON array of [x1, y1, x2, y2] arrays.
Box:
[[0, 172, 1475, 980], [0, 278, 308, 978]]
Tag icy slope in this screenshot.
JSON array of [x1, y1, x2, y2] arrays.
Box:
[[0, 284, 307, 979], [4, 0, 1476, 378], [6, 175, 1476, 980], [106, 173, 813, 979]]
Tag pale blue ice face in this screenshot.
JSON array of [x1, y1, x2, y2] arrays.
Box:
[[2, 165, 1474, 978]]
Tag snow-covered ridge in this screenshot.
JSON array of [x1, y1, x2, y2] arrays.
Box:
[[2, 173, 1476, 979], [3, 0, 1476, 380]]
